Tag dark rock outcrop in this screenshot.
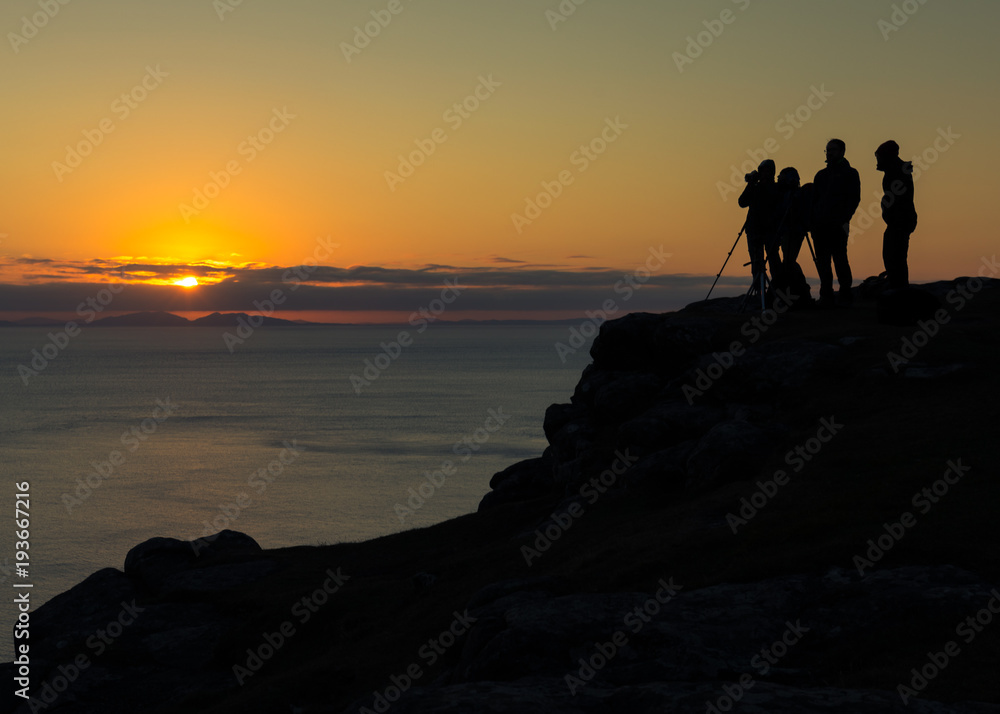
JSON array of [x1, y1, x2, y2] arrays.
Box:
[[479, 304, 847, 510], [8, 278, 999, 714], [8, 531, 278, 714], [344, 565, 1000, 713]]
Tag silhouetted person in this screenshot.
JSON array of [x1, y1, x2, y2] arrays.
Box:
[[738, 159, 779, 287], [811, 139, 861, 306], [774, 167, 813, 305], [875, 140, 917, 289]]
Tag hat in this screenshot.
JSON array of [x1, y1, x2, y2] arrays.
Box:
[[875, 140, 900, 157]]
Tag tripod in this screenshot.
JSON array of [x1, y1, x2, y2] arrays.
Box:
[[740, 269, 770, 312], [704, 221, 747, 302], [705, 222, 772, 312], [804, 232, 817, 269]]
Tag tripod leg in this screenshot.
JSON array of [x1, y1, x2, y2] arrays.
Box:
[[705, 228, 745, 302]]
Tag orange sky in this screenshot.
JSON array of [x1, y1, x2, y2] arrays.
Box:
[[2, 0, 998, 320]]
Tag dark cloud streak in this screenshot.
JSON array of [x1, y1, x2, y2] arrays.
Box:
[[1, 257, 754, 315], [0, 274, 751, 315]]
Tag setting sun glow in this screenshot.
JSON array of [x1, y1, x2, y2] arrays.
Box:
[[174, 277, 199, 288]]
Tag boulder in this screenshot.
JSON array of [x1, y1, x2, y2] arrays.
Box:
[[123, 530, 261, 591], [479, 457, 553, 511]]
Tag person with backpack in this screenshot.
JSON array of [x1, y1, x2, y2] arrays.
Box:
[[773, 167, 814, 306]]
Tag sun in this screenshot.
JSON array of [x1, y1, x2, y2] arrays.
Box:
[[174, 276, 199, 288]]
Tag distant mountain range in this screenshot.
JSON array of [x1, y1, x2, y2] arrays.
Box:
[[0, 311, 312, 328], [0, 311, 580, 327]]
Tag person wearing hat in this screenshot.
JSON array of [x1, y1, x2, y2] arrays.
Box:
[[739, 159, 780, 289], [875, 140, 918, 289]]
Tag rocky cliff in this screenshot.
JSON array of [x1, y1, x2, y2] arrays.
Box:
[[6, 278, 1000, 714]]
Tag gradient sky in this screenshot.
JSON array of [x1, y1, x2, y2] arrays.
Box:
[[2, 0, 998, 320]]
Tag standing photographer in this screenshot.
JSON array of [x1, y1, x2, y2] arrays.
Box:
[[811, 139, 861, 306], [738, 159, 779, 287]]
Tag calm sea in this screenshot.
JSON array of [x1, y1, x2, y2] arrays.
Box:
[[0, 324, 592, 660]]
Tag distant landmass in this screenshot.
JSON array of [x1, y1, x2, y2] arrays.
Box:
[[88, 311, 310, 328], [0, 311, 581, 327], [1, 316, 68, 327]]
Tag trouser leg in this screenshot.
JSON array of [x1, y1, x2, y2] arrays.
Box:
[[765, 235, 782, 288], [883, 224, 912, 289], [831, 225, 853, 297], [812, 230, 835, 300], [746, 232, 765, 280]]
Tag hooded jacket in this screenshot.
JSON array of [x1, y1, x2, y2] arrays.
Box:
[[880, 157, 917, 228]]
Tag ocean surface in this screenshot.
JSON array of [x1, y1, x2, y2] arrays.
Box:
[[0, 324, 593, 660]]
